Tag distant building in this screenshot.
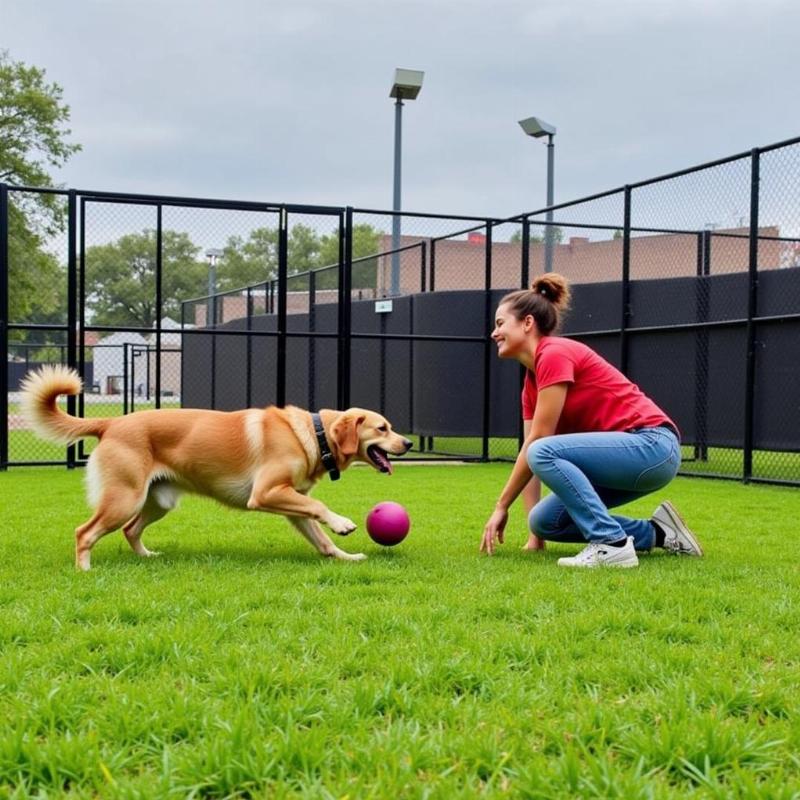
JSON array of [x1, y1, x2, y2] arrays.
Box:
[[93, 331, 148, 394], [189, 226, 787, 327], [146, 317, 183, 398]]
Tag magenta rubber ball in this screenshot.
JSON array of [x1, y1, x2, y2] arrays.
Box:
[[366, 501, 411, 546]]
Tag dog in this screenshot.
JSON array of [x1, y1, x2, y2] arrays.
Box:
[[21, 366, 412, 570]]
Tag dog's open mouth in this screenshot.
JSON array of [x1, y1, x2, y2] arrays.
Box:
[[367, 445, 393, 474]]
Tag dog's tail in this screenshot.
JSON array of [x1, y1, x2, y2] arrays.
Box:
[[20, 366, 109, 444]]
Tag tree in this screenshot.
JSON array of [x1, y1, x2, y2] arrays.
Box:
[[1, 50, 81, 324], [85, 230, 207, 327], [217, 227, 279, 291], [216, 223, 383, 292], [509, 227, 563, 245], [509, 229, 543, 244], [315, 224, 382, 289]]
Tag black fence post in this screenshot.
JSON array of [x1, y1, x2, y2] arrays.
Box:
[[131, 348, 139, 414], [122, 343, 129, 415], [693, 230, 710, 462], [308, 270, 316, 410], [518, 217, 531, 451], [419, 241, 427, 293], [78, 197, 87, 454], [743, 149, 761, 483], [482, 222, 492, 461], [210, 294, 217, 410], [277, 208, 288, 407], [408, 293, 415, 440], [337, 207, 353, 411], [146, 345, 151, 402], [155, 204, 163, 409], [620, 186, 632, 374], [379, 303, 387, 415], [0, 184, 8, 470], [521, 217, 530, 289], [66, 190, 78, 468], [246, 286, 253, 408], [180, 300, 186, 410]]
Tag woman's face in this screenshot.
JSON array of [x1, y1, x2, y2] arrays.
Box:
[[491, 303, 534, 359]]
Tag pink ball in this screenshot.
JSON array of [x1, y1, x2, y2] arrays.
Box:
[[366, 501, 411, 546]]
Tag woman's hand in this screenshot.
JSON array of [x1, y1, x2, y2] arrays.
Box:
[[480, 507, 509, 555]]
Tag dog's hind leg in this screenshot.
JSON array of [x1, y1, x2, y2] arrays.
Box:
[[75, 485, 147, 571], [123, 483, 178, 558], [286, 517, 367, 562]]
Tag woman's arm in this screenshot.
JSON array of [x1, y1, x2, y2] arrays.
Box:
[[521, 420, 545, 549], [480, 384, 568, 555]]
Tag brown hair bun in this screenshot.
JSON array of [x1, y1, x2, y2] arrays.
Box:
[[531, 273, 571, 312]]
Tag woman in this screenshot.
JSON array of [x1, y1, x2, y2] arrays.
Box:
[[480, 273, 703, 568]]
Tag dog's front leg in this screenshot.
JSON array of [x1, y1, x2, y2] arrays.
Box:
[[247, 477, 357, 537], [286, 517, 366, 562]]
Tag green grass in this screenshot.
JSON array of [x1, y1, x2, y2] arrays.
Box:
[[1, 465, 799, 798]]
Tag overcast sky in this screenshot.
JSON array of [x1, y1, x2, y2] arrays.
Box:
[[3, 0, 798, 223]]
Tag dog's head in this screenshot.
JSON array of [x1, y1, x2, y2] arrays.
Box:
[[330, 408, 412, 474]]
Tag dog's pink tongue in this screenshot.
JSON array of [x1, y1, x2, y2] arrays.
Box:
[[385, 459, 393, 475]]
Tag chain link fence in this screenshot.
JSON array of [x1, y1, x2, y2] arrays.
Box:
[[3, 136, 800, 483]]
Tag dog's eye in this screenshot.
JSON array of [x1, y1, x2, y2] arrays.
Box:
[[378, 424, 388, 432]]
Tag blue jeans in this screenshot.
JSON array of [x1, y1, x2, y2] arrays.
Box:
[[526, 427, 681, 550]]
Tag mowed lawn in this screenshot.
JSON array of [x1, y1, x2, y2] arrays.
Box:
[[1, 465, 799, 798]]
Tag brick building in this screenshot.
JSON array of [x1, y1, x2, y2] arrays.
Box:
[[193, 226, 786, 326]]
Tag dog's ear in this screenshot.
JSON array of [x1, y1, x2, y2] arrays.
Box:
[[331, 412, 366, 457]]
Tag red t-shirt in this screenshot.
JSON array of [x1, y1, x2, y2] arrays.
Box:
[[521, 337, 678, 435]]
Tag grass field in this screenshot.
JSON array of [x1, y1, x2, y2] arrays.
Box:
[[1, 464, 799, 798]]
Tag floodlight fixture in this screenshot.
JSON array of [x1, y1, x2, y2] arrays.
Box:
[[518, 116, 557, 139], [390, 68, 425, 101]]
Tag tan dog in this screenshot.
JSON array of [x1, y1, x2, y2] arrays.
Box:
[[21, 366, 412, 570]]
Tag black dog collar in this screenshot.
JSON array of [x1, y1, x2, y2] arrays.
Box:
[[311, 412, 340, 481]]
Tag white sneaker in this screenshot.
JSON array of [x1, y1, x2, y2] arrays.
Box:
[[557, 536, 639, 568], [652, 501, 703, 556]]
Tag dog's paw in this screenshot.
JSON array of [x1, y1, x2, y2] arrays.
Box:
[[338, 551, 367, 562], [328, 513, 357, 536]]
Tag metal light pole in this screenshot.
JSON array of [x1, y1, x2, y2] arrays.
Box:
[[519, 116, 557, 273], [205, 247, 223, 325], [389, 68, 424, 296]]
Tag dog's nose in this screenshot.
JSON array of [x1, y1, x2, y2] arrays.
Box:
[[403, 438, 413, 451]]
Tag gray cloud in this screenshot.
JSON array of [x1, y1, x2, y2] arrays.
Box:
[[3, 0, 798, 223]]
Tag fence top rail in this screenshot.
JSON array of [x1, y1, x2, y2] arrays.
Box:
[[4, 185, 70, 197], [354, 207, 507, 224], [5, 185, 351, 216]]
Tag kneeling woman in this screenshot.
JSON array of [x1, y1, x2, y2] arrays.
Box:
[[480, 273, 703, 568]]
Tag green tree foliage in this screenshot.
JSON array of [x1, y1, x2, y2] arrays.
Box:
[[509, 227, 563, 245], [1, 50, 81, 325], [216, 223, 383, 292], [509, 229, 543, 244], [314, 224, 382, 290], [217, 227, 279, 291], [7, 203, 62, 321], [85, 230, 207, 327]]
